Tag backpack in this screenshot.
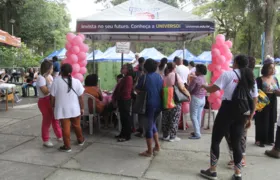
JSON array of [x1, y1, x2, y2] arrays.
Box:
[[232, 70, 254, 115]]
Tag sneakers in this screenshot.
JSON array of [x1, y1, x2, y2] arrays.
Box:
[[43, 141, 54, 148], [227, 159, 246, 168], [78, 139, 86, 146], [162, 135, 170, 141], [265, 149, 280, 159], [57, 138, 63, 142], [59, 145, 72, 152], [189, 134, 201, 140], [169, 136, 181, 142], [232, 174, 242, 180], [200, 169, 217, 180]]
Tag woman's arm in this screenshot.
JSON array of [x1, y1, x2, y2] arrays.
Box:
[[201, 84, 220, 93], [178, 82, 191, 98], [40, 86, 50, 95]]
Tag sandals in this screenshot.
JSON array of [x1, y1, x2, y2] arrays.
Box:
[[139, 151, 152, 157]]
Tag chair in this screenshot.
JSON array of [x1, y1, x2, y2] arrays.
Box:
[[182, 113, 190, 131], [82, 93, 101, 135], [201, 97, 218, 130]]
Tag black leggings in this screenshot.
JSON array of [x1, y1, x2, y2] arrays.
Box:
[[210, 100, 246, 171], [118, 100, 132, 139]]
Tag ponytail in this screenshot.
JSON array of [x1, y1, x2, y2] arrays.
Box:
[[67, 75, 72, 93], [234, 55, 255, 91]]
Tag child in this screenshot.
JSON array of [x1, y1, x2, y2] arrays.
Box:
[[50, 63, 85, 152], [37, 61, 62, 147]]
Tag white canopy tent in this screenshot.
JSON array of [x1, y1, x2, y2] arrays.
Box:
[[76, 0, 215, 69]]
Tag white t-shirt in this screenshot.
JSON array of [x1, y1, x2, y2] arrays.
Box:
[[176, 65, 189, 84], [50, 76, 85, 120], [214, 69, 258, 100], [36, 75, 53, 98], [190, 67, 196, 74]]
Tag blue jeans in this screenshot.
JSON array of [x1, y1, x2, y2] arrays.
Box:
[[144, 107, 160, 139], [190, 95, 205, 137]]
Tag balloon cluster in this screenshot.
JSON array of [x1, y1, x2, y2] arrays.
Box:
[[62, 33, 89, 82], [207, 34, 233, 110]]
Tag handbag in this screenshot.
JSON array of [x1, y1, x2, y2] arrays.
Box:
[[162, 81, 176, 109], [132, 75, 147, 114], [173, 73, 190, 103], [256, 89, 270, 112]]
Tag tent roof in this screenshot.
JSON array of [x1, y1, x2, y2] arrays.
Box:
[[140, 47, 166, 61], [87, 50, 104, 61], [101, 46, 135, 61], [76, 0, 214, 42], [167, 49, 197, 61], [194, 51, 211, 64]]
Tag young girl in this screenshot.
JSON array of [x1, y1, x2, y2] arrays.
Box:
[[50, 63, 85, 152], [37, 60, 62, 147]]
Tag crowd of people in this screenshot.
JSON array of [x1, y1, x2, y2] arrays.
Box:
[[1, 53, 280, 180]]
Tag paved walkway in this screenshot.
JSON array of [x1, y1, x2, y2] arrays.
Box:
[[0, 103, 279, 180]]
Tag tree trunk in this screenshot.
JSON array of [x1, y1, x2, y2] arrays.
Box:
[[247, 25, 252, 56], [264, 0, 277, 57]]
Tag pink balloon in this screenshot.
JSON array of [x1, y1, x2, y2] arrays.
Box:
[[77, 52, 87, 62], [208, 94, 215, 103], [79, 67, 87, 74], [66, 50, 72, 58], [65, 42, 72, 50], [71, 46, 80, 54], [66, 33, 76, 42], [216, 34, 225, 44], [214, 65, 221, 72], [212, 91, 221, 98], [212, 48, 221, 57], [225, 40, 233, 48], [80, 44, 89, 53], [208, 64, 215, 71], [212, 102, 221, 110], [79, 60, 87, 67], [72, 63, 81, 73], [72, 36, 83, 46], [69, 54, 78, 63], [217, 55, 226, 64], [225, 52, 233, 61], [78, 33, 85, 41], [73, 73, 84, 82]]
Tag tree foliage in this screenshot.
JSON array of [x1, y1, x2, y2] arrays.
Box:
[[0, 0, 70, 56], [193, 0, 280, 58], [0, 43, 41, 68]]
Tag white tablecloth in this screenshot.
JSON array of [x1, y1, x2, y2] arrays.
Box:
[[0, 83, 16, 90]]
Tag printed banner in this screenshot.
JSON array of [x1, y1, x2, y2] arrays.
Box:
[[77, 21, 215, 33]]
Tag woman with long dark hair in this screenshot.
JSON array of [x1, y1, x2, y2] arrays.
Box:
[[37, 60, 62, 147], [112, 63, 134, 142], [255, 59, 278, 147], [200, 55, 255, 180], [50, 63, 85, 152]]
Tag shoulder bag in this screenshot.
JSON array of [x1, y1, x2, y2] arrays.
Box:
[[174, 73, 190, 103]]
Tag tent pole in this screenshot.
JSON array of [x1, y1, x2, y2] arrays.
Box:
[[92, 35, 95, 74], [121, 53, 124, 67], [182, 40, 186, 60]]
